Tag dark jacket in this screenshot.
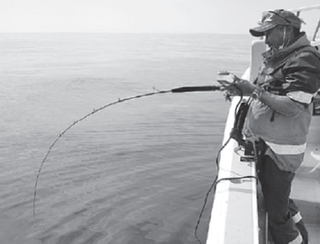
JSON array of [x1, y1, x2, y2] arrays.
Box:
[[244, 32, 320, 172]]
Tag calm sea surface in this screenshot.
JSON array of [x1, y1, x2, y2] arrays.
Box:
[[0, 33, 251, 244]]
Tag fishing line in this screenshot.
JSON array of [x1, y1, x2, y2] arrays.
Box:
[[33, 85, 221, 217], [33, 89, 169, 217]]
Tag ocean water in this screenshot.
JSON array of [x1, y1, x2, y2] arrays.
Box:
[[0, 33, 252, 244]]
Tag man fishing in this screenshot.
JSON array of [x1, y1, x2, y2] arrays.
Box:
[[222, 9, 320, 244]]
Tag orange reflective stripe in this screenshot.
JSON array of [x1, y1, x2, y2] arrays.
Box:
[[266, 142, 306, 155], [287, 91, 315, 104], [292, 211, 302, 223]]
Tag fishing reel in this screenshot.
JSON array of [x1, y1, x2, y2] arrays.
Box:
[[217, 71, 241, 101], [217, 71, 240, 85]]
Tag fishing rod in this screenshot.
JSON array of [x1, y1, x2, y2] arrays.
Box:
[[171, 85, 221, 93], [33, 84, 222, 217]]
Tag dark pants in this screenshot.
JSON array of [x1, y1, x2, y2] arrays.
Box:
[[258, 155, 308, 244]]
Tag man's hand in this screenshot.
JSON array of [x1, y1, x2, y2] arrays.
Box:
[[222, 79, 256, 96]]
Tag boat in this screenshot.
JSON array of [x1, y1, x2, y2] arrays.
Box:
[[206, 5, 320, 244]]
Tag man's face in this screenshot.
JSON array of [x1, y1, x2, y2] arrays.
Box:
[[264, 26, 285, 50]]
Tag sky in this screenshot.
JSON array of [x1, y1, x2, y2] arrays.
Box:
[[1, 0, 320, 35]]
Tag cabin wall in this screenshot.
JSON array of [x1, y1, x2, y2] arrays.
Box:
[[249, 40, 266, 82]]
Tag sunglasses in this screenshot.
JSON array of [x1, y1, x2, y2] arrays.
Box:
[[268, 10, 292, 24]]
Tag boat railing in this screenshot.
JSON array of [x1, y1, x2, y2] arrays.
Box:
[[289, 4, 320, 41]]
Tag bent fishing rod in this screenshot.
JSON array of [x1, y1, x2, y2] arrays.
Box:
[[33, 84, 223, 217]]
